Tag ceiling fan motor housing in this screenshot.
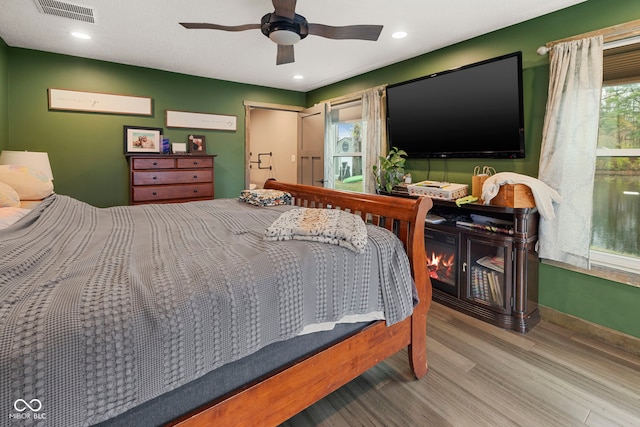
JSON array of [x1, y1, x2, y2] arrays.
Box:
[[261, 13, 309, 45]]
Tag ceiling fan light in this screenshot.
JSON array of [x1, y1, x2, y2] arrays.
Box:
[[269, 30, 300, 45]]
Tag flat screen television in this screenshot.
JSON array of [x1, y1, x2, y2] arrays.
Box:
[[385, 51, 525, 159]]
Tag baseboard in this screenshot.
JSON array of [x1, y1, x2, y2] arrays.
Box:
[[539, 305, 640, 357]]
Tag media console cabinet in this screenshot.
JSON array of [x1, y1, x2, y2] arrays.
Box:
[[424, 199, 540, 332]]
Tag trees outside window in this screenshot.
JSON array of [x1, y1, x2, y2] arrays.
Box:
[[591, 82, 640, 272]]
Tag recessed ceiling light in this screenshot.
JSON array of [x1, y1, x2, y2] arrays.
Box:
[[392, 31, 407, 39], [293, 75, 304, 80], [71, 32, 91, 40]]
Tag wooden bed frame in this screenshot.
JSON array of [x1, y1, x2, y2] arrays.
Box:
[[170, 181, 433, 426]]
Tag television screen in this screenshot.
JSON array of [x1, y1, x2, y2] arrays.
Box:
[[386, 52, 525, 158]]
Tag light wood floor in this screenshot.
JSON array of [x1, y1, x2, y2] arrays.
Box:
[[281, 303, 640, 427]]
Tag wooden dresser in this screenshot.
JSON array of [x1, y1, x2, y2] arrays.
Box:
[[128, 154, 215, 205]]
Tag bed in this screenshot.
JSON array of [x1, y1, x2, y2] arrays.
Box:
[[0, 179, 432, 427]]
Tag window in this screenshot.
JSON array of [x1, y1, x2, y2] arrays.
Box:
[[333, 121, 364, 192], [323, 86, 385, 194], [326, 100, 366, 193], [590, 43, 640, 274]]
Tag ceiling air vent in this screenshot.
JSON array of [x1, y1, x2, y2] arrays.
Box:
[[33, 0, 96, 24]]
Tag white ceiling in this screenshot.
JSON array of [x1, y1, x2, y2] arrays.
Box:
[[0, 0, 585, 92]]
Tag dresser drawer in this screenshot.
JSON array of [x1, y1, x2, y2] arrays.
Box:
[[177, 157, 213, 169], [132, 183, 213, 202], [132, 170, 213, 186], [132, 157, 176, 170]]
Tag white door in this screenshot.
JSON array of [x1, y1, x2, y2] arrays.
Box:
[[298, 103, 326, 187]]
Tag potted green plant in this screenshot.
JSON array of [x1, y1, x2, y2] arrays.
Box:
[[372, 146, 408, 194]]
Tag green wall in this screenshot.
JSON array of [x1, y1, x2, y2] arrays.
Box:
[[307, 0, 640, 338], [6, 49, 305, 206], [3, 0, 639, 338], [0, 38, 8, 150], [539, 264, 640, 337]]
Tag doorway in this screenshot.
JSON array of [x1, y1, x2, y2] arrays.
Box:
[[244, 101, 325, 189], [246, 106, 298, 189]]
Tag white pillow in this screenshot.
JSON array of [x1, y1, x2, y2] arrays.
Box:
[[0, 165, 54, 200], [0, 207, 30, 229], [0, 181, 20, 208]]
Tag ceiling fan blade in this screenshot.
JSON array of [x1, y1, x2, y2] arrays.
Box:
[[307, 23, 383, 41], [276, 44, 295, 65], [272, 0, 296, 19], [180, 22, 261, 32]]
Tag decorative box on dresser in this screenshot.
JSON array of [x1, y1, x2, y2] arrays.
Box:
[[128, 154, 215, 205]]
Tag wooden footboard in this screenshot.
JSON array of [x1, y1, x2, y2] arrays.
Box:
[[170, 181, 432, 426]]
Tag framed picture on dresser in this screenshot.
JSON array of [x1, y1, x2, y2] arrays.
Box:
[[188, 134, 207, 154], [124, 126, 163, 154]]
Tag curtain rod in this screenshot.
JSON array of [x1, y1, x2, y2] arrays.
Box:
[[318, 84, 387, 106], [537, 18, 640, 55]]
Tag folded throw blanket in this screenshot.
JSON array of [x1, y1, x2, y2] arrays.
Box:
[[264, 208, 368, 253], [481, 172, 563, 220], [239, 189, 292, 206]]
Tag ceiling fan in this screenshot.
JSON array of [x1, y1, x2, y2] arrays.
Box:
[[180, 0, 383, 65]]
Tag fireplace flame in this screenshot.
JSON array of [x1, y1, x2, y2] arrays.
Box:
[[426, 251, 455, 281]]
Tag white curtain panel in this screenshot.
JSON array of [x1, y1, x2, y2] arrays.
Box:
[[538, 36, 603, 268], [363, 86, 386, 194]]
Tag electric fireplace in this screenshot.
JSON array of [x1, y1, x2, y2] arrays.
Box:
[[424, 228, 459, 297]]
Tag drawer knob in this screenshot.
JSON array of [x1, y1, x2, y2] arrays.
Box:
[[193, 161, 198, 165], [193, 189, 198, 193], [152, 176, 157, 180], [152, 192, 157, 196], [193, 175, 198, 179], [153, 162, 158, 166]]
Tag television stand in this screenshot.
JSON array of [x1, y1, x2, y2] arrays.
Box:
[[424, 199, 540, 332]]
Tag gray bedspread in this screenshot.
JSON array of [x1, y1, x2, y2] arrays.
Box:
[[0, 195, 415, 426]]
